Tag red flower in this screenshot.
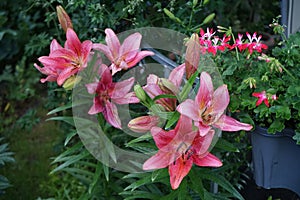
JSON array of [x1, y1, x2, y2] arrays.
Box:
[[252, 90, 271, 107]]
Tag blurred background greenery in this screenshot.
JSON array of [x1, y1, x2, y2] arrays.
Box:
[[0, 0, 280, 199]]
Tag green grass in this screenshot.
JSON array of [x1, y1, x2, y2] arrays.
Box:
[[0, 112, 63, 199]]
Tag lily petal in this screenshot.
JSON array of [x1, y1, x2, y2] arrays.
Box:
[[193, 129, 215, 155], [169, 156, 193, 190], [119, 32, 142, 56], [103, 101, 122, 129], [151, 127, 176, 149], [214, 115, 253, 131], [50, 39, 63, 52], [113, 92, 139, 104], [208, 85, 229, 116], [126, 50, 155, 68], [93, 43, 114, 61], [111, 77, 135, 99], [177, 99, 199, 121], [169, 63, 185, 87], [57, 67, 78, 86], [85, 82, 98, 94], [193, 153, 222, 167], [105, 28, 121, 58], [88, 97, 105, 115], [143, 150, 176, 170], [65, 28, 82, 56], [196, 72, 214, 111]]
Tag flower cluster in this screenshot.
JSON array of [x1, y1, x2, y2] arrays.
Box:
[[34, 6, 253, 190], [199, 19, 300, 138]]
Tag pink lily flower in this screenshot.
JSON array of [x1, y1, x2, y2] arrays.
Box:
[[34, 28, 93, 86], [144, 64, 185, 111], [177, 72, 253, 136], [252, 90, 270, 107], [86, 64, 139, 129], [143, 115, 222, 190], [93, 28, 154, 75]]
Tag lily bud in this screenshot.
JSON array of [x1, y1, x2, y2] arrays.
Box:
[[63, 76, 81, 90], [134, 84, 147, 102], [158, 78, 180, 95], [185, 33, 201, 79], [128, 116, 160, 133], [202, 13, 215, 25], [56, 5, 73, 32]]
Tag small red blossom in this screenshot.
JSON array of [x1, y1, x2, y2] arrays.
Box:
[[252, 90, 270, 107]]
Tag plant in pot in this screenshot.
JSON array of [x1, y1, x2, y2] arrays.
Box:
[[201, 17, 300, 197]]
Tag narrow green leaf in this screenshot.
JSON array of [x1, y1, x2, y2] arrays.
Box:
[[214, 138, 239, 152], [50, 150, 90, 174], [51, 142, 83, 163], [179, 69, 200, 101], [165, 111, 180, 129], [103, 163, 110, 182], [88, 162, 103, 194], [126, 133, 152, 147], [47, 102, 72, 115], [64, 131, 77, 146], [201, 171, 244, 200], [153, 94, 177, 102], [46, 116, 75, 126]]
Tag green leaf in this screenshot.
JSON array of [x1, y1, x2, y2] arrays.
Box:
[[153, 94, 177, 102], [292, 131, 300, 145], [222, 64, 237, 76], [50, 150, 90, 174], [165, 111, 180, 129], [201, 170, 244, 200], [88, 162, 103, 194], [178, 179, 188, 200], [179, 69, 200, 101], [214, 138, 239, 152], [120, 190, 161, 200], [64, 131, 77, 146], [46, 116, 75, 126], [103, 163, 110, 182], [268, 119, 285, 133], [269, 105, 291, 120], [47, 102, 72, 115], [126, 133, 152, 147]]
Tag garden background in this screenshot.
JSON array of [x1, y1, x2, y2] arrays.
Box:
[[0, 0, 285, 199]]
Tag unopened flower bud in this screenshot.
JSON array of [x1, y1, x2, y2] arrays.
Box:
[[128, 115, 160, 133], [158, 78, 179, 95], [56, 5, 73, 32], [134, 84, 147, 102], [63, 76, 82, 90], [202, 13, 215, 25]]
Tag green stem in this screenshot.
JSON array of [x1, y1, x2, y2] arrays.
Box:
[[229, 27, 240, 61], [280, 64, 296, 80]]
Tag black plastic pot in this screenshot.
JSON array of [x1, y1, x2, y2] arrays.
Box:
[[251, 126, 300, 197]]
